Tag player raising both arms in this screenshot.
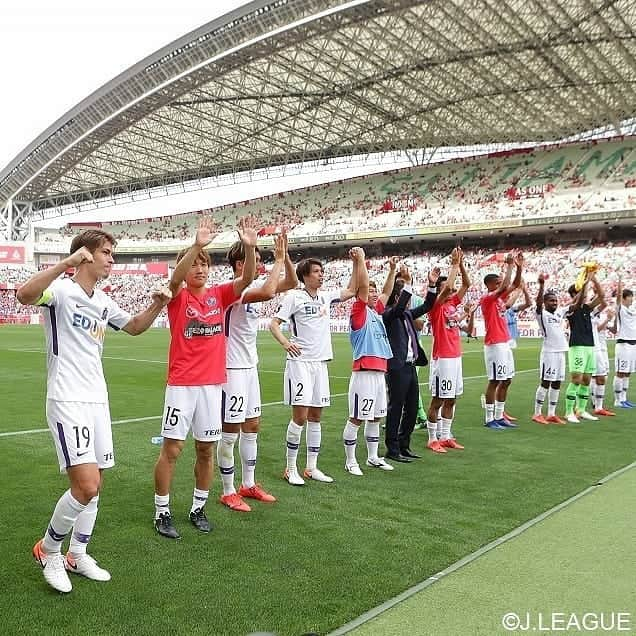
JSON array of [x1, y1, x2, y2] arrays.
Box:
[[564, 271, 605, 423], [532, 274, 568, 424], [217, 231, 298, 512], [270, 254, 357, 485], [425, 247, 470, 452], [342, 249, 394, 475], [19, 230, 171, 593], [613, 279, 636, 408], [479, 252, 523, 430], [153, 217, 257, 539]]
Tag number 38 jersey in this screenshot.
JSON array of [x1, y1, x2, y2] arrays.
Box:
[[275, 288, 341, 361], [37, 277, 131, 403]]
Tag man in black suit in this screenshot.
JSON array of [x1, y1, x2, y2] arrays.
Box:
[[382, 264, 439, 462]]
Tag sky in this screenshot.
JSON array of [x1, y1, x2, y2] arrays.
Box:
[[0, 0, 414, 229]]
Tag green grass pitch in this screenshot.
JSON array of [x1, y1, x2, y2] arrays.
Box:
[[0, 325, 633, 636]]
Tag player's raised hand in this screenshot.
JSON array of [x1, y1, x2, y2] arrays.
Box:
[[538, 273, 547, 284], [284, 341, 302, 357], [428, 266, 441, 286], [388, 256, 399, 270], [450, 247, 460, 265], [514, 252, 524, 267], [195, 216, 215, 247], [505, 252, 515, 265], [400, 265, 412, 285], [66, 246, 94, 268], [350, 247, 365, 261], [237, 216, 258, 247], [151, 285, 172, 306], [273, 233, 286, 262]]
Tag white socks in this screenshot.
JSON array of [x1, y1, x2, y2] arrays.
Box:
[[535, 386, 547, 415], [343, 420, 359, 465], [218, 431, 239, 496], [68, 495, 99, 556], [364, 421, 380, 461], [494, 401, 505, 420], [191, 488, 209, 514], [548, 388, 560, 416], [286, 421, 303, 471], [306, 421, 321, 471], [43, 490, 87, 555], [239, 432, 258, 488]]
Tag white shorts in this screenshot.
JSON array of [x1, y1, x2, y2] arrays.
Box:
[[222, 368, 262, 424], [540, 350, 566, 382], [594, 348, 610, 378], [284, 359, 330, 407], [348, 371, 387, 420], [429, 357, 464, 398], [46, 400, 114, 473], [161, 385, 223, 442], [484, 343, 515, 381], [615, 342, 636, 373]]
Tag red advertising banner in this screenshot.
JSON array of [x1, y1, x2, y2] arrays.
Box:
[[110, 263, 169, 276], [0, 245, 25, 264]]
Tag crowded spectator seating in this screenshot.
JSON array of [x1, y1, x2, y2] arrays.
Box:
[[33, 136, 636, 253], [4, 242, 635, 324]]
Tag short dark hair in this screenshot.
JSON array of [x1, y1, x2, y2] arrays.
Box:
[[69, 229, 116, 255], [368, 280, 377, 291], [296, 258, 323, 284], [226, 240, 261, 273], [483, 273, 499, 286], [623, 289, 634, 299], [436, 275, 448, 290], [176, 248, 211, 266], [567, 284, 577, 298]]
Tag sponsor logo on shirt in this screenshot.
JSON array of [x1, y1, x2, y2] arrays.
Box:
[[183, 320, 223, 339], [72, 313, 106, 343]]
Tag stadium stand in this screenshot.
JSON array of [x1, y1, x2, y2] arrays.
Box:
[[32, 136, 636, 252]]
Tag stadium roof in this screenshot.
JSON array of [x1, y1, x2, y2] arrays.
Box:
[[2, 0, 636, 215]]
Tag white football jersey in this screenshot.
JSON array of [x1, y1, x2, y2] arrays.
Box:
[[617, 303, 636, 340], [275, 288, 341, 361], [225, 280, 262, 369], [591, 308, 608, 350], [39, 278, 131, 403], [536, 307, 568, 352]]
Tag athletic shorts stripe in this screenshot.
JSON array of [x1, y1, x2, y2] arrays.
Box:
[[56, 421, 71, 468]]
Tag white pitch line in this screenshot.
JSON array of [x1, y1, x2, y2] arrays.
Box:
[[0, 368, 539, 440]]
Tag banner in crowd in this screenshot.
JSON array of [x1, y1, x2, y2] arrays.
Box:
[[109, 263, 169, 276], [0, 245, 25, 264], [522, 209, 634, 227]]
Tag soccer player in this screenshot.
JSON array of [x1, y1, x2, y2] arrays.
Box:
[[18, 229, 171, 593], [342, 249, 394, 475], [153, 217, 257, 539], [217, 231, 298, 512], [270, 254, 357, 485], [479, 252, 523, 430], [532, 274, 568, 424], [564, 271, 605, 423], [613, 279, 636, 408], [425, 247, 470, 453], [590, 306, 615, 416]]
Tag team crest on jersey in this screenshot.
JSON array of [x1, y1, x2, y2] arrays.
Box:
[[206, 297, 217, 306]]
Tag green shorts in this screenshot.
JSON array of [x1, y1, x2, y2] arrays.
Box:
[[568, 346, 596, 375]]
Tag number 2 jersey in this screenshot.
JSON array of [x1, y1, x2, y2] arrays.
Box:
[[275, 288, 341, 361], [38, 277, 131, 403]]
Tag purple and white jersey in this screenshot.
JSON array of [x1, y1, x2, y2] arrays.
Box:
[[225, 280, 262, 369], [38, 277, 131, 403]]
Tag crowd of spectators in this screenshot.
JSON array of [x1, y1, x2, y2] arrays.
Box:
[[34, 137, 636, 251], [4, 240, 634, 325]]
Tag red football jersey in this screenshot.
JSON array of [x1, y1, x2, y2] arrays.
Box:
[[167, 283, 239, 385]]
